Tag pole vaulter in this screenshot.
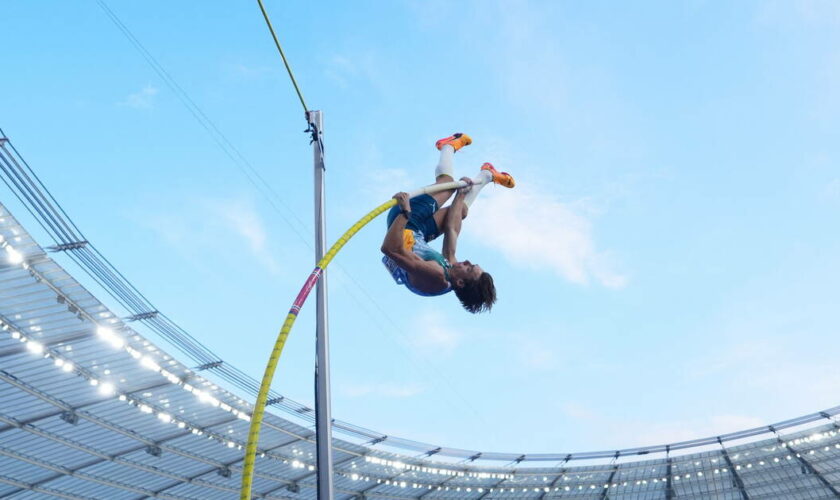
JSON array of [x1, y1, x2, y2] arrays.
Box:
[[240, 132, 516, 499]]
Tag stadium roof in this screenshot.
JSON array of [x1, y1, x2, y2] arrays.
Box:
[[3, 134, 840, 498]]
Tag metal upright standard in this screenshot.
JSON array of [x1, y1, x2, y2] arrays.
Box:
[[309, 110, 335, 500]]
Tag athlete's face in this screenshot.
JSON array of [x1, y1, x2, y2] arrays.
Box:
[[451, 260, 483, 283]]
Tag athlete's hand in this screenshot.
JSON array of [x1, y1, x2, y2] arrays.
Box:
[[457, 177, 474, 195], [392, 192, 411, 212]]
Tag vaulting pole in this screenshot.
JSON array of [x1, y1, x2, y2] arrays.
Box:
[[239, 179, 468, 499], [308, 110, 335, 500]]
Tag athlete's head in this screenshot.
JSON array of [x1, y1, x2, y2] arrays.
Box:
[[449, 260, 496, 313]]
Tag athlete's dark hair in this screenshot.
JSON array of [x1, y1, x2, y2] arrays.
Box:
[[454, 272, 496, 314]]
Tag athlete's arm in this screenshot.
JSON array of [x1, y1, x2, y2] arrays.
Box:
[[381, 193, 425, 270], [381, 193, 448, 285], [381, 192, 412, 257], [382, 216, 444, 281]]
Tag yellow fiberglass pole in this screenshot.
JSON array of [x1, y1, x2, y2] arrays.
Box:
[[240, 180, 466, 499]]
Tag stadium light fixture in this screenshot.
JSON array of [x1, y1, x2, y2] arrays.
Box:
[[4, 245, 23, 264]]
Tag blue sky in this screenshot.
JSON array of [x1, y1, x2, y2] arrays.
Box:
[[3, 1, 840, 455]]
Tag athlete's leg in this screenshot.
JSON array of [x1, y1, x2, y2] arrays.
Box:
[[431, 205, 461, 236], [430, 169, 490, 234], [463, 162, 515, 207], [429, 133, 471, 206], [427, 162, 516, 241], [430, 144, 457, 207], [463, 170, 492, 208], [431, 171, 493, 235], [433, 161, 516, 231]]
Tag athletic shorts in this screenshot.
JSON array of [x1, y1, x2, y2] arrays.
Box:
[[386, 194, 440, 242]]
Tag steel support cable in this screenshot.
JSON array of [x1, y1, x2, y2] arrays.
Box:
[[62, 250, 152, 323], [239, 180, 468, 499], [137, 316, 211, 364], [146, 317, 216, 366], [215, 366, 262, 396], [0, 144, 73, 243], [79, 246, 221, 363], [83, 247, 172, 319], [0, 136, 253, 390], [146, 314, 219, 364], [141, 316, 205, 362], [0, 151, 71, 244], [0, 191, 156, 336], [71, 246, 214, 364], [0, 134, 161, 317], [78, 248, 154, 311], [95, 0, 313, 243], [154, 314, 222, 362], [0, 156, 55, 240], [71, 248, 149, 314], [0, 145, 79, 242], [0, 150, 155, 317], [0, 156, 61, 243], [220, 365, 271, 396], [72, 245, 216, 362], [0, 136, 86, 240], [255, 0, 308, 114]]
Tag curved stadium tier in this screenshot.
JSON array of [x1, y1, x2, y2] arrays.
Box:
[[2, 139, 840, 499]]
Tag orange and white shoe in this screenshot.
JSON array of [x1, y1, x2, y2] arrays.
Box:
[[481, 162, 515, 188], [435, 133, 472, 152]]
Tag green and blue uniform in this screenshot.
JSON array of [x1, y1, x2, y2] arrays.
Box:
[[382, 194, 452, 296]]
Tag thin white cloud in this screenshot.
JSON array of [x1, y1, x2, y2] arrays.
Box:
[[629, 414, 766, 447], [561, 402, 597, 420], [120, 84, 158, 109], [323, 49, 389, 95], [340, 381, 425, 399], [227, 63, 273, 80], [690, 336, 840, 413], [324, 55, 358, 89], [755, 2, 840, 124], [756, 0, 840, 28], [517, 339, 558, 371], [203, 197, 281, 275], [468, 186, 626, 288], [823, 178, 840, 201], [408, 310, 461, 357], [136, 194, 281, 275], [559, 402, 764, 448], [364, 167, 417, 203], [349, 138, 423, 211]]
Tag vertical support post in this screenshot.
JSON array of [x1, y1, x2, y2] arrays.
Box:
[[308, 110, 335, 500]]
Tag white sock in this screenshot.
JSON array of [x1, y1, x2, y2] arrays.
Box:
[[435, 144, 455, 179], [464, 170, 493, 207]]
